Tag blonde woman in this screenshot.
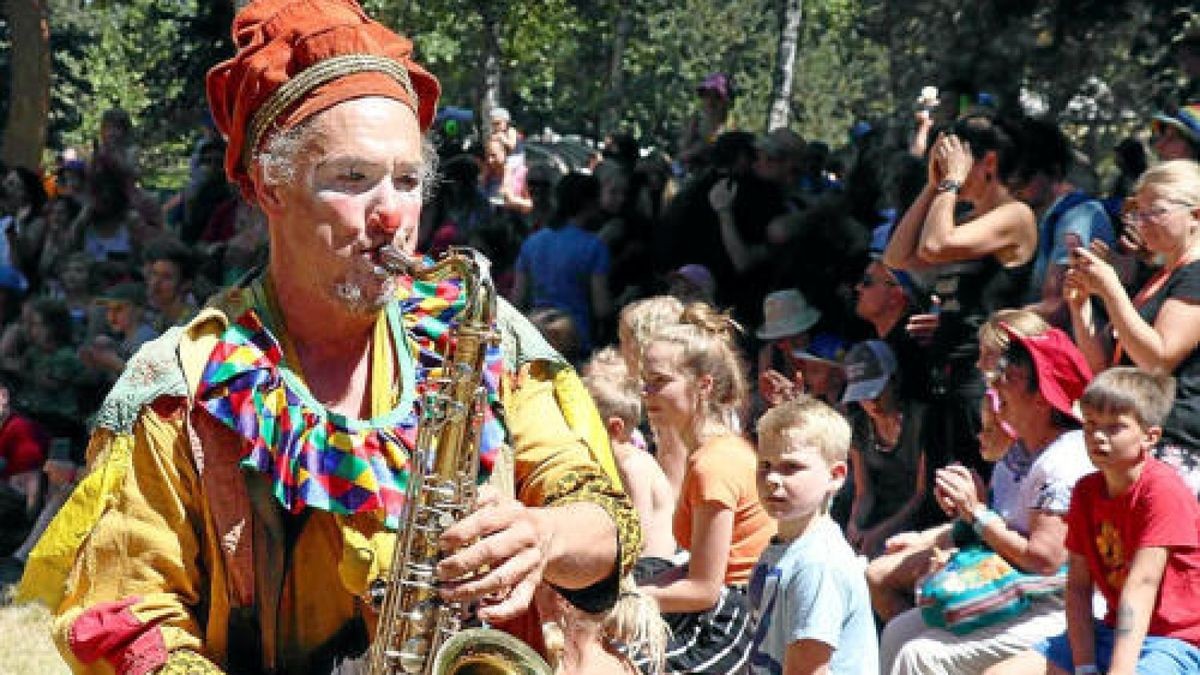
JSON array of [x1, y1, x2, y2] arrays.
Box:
[[636, 303, 775, 674], [1066, 159, 1200, 495]]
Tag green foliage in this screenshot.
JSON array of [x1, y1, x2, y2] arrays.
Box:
[[43, 0, 232, 188], [8, 0, 1194, 182]]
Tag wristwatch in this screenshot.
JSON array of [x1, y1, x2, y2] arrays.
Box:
[[936, 179, 963, 193], [1074, 665, 1100, 675]]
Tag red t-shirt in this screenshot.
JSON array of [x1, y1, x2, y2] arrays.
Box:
[[0, 413, 48, 477], [1066, 459, 1200, 646]]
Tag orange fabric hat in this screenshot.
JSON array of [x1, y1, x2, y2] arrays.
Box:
[[206, 0, 440, 196]]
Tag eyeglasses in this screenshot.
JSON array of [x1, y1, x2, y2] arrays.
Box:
[[1121, 203, 1195, 227], [982, 356, 1008, 385], [859, 272, 899, 289]]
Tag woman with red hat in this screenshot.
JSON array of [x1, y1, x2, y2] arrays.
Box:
[[25, 2, 639, 672]]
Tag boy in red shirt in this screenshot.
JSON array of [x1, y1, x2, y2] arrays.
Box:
[[992, 367, 1200, 675]]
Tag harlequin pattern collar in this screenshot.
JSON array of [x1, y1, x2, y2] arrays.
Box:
[[195, 275, 506, 527]]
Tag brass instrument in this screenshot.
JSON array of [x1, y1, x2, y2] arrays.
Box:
[[367, 246, 552, 675]]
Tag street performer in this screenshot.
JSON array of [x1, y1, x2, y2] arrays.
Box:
[[23, 1, 640, 672]]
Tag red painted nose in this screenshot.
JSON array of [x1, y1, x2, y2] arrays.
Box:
[[369, 210, 401, 234]]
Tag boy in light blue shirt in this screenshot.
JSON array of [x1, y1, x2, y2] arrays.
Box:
[[748, 396, 878, 674]]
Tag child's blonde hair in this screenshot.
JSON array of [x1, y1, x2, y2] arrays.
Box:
[[540, 578, 668, 675], [1080, 367, 1176, 429], [583, 367, 642, 431], [978, 308, 1050, 354], [756, 395, 852, 465]]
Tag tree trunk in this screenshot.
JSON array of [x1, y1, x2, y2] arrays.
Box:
[[766, 0, 802, 131], [1, 0, 52, 170], [602, 8, 631, 134], [477, 1, 504, 126]]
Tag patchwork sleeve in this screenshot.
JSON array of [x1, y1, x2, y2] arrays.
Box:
[[52, 410, 215, 675]]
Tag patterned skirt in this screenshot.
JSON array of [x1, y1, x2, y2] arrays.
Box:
[[632, 557, 753, 674]]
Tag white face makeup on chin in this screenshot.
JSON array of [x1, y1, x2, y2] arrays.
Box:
[[262, 96, 425, 316]]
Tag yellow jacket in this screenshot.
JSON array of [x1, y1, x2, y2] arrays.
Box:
[[21, 288, 638, 674]]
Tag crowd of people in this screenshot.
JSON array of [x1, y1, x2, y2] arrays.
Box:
[[2, 1, 1200, 673]]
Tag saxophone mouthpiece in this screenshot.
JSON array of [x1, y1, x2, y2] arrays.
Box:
[[378, 245, 415, 275]]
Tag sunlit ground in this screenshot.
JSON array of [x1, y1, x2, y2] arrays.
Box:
[[0, 593, 69, 675]]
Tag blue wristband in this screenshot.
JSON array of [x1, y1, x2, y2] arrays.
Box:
[[971, 505, 1000, 539]]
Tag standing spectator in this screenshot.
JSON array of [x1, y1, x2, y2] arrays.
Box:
[[595, 161, 654, 306], [854, 244, 931, 403], [753, 128, 808, 211], [748, 396, 878, 675], [1150, 104, 1200, 162], [46, 253, 99, 345], [678, 72, 736, 174], [1066, 159, 1200, 496], [481, 136, 531, 217], [512, 173, 611, 355], [883, 112, 1037, 481], [1010, 118, 1115, 327], [992, 367, 1200, 675]]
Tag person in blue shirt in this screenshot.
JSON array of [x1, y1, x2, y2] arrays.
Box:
[[512, 173, 611, 355], [748, 396, 878, 675]]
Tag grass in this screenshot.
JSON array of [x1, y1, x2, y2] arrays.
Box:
[[0, 594, 69, 675]]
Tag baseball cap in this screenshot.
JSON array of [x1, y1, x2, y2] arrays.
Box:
[[1151, 104, 1200, 145], [793, 332, 848, 365], [669, 264, 716, 301], [1001, 324, 1092, 421], [841, 340, 898, 403], [98, 282, 146, 306]]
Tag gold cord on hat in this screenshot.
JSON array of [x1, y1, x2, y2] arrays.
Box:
[[244, 53, 419, 167]]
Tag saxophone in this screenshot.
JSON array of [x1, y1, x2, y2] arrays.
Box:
[[366, 246, 552, 675]]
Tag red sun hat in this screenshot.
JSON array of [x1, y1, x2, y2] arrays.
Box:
[[1001, 324, 1093, 421], [206, 0, 441, 197]]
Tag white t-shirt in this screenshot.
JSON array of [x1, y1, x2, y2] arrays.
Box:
[[991, 429, 1093, 536]]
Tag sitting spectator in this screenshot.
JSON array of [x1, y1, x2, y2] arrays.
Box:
[[582, 356, 675, 561], [35, 195, 84, 292], [141, 237, 199, 332], [636, 303, 775, 673], [78, 282, 157, 382], [488, 106, 519, 155], [1067, 159, 1200, 496], [666, 263, 717, 306], [755, 288, 822, 407], [992, 367, 1200, 675], [527, 307, 582, 367], [11, 298, 90, 446], [843, 340, 929, 556], [793, 333, 848, 407], [0, 376, 49, 559], [874, 321, 1094, 674], [78, 163, 141, 267], [1, 166, 49, 285], [45, 253, 99, 345], [748, 396, 878, 674]]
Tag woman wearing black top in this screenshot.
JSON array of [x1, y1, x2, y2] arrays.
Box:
[[883, 113, 1037, 488]]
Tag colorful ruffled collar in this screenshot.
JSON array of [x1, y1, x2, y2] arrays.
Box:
[[195, 275, 506, 527]]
